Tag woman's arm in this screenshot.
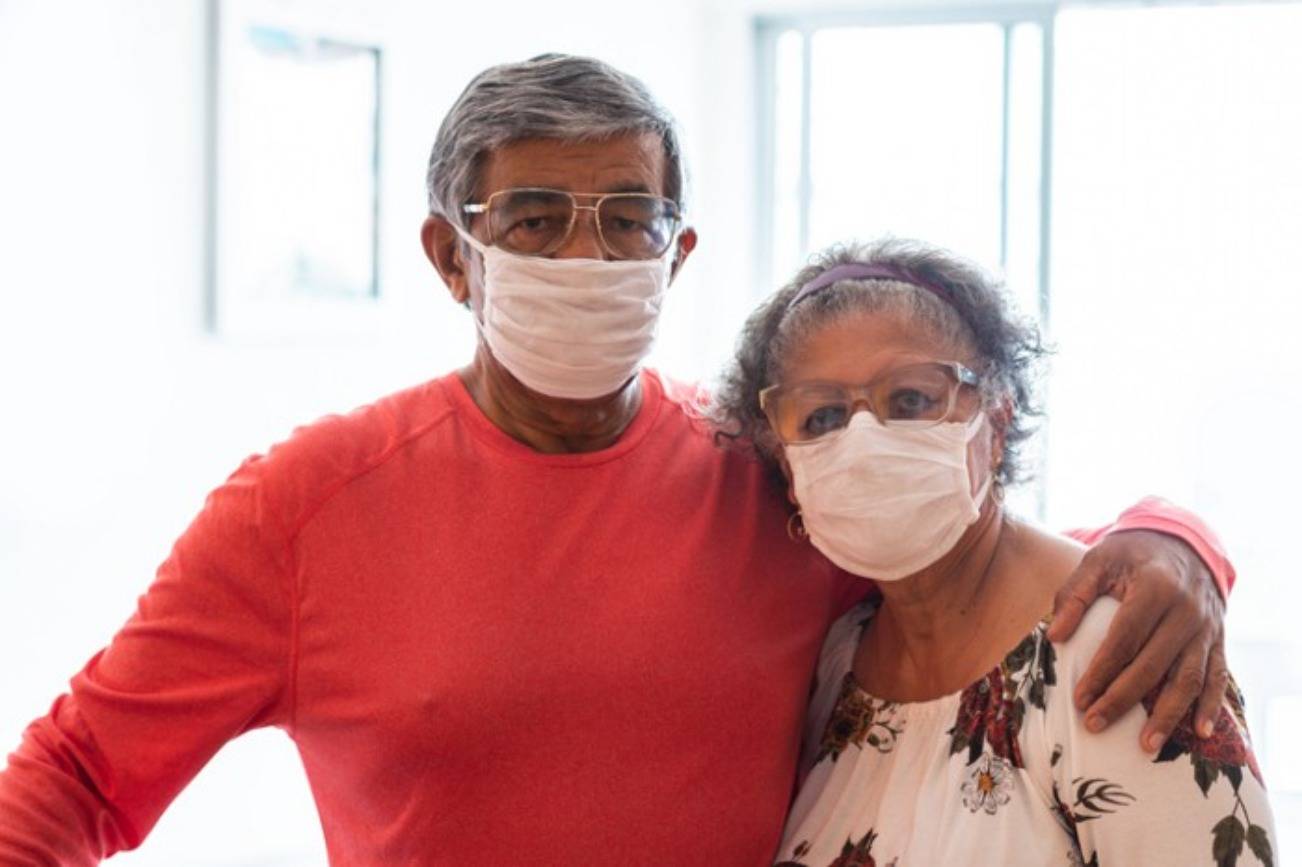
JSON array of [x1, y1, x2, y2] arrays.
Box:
[[1043, 599, 1275, 867]]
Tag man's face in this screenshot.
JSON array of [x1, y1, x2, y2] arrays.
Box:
[[422, 132, 696, 309]]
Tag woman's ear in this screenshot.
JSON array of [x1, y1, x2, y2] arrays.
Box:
[[989, 397, 1014, 476], [777, 449, 799, 507]]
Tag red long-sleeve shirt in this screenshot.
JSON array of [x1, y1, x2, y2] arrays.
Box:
[[0, 371, 1233, 865]]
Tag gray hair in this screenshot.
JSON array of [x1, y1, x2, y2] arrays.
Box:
[[425, 53, 686, 224], [710, 239, 1049, 487]]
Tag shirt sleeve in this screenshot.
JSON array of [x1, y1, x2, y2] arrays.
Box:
[[1041, 600, 1276, 867], [0, 459, 295, 865], [1061, 495, 1236, 599]]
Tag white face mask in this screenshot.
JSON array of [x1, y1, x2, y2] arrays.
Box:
[[787, 411, 993, 581], [455, 226, 672, 400]]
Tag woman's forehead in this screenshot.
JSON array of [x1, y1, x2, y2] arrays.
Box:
[[782, 309, 969, 382]]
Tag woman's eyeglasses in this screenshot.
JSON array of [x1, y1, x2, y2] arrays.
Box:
[[759, 361, 982, 445]]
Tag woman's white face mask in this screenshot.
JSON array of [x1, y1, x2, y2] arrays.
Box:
[[786, 410, 993, 581], [456, 226, 672, 401]]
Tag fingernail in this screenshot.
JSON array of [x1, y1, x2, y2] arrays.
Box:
[[1086, 713, 1105, 733], [1198, 719, 1214, 739], [1145, 731, 1165, 753], [1076, 691, 1095, 711]]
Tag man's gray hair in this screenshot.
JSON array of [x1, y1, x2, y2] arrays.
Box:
[[426, 53, 686, 224]]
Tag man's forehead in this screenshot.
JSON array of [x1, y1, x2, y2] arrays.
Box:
[[477, 133, 667, 196]]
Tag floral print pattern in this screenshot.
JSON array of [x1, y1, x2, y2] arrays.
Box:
[[777, 830, 887, 867], [775, 601, 1276, 867], [1144, 676, 1274, 867], [946, 628, 1056, 770], [815, 673, 905, 764], [960, 752, 1015, 814]]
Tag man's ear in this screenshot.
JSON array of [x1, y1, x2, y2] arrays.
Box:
[[421, 215, 471, 305], [669, 226, 698, 284]]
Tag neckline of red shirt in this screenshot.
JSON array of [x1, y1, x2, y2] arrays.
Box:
[[438, 368, 667, 467]]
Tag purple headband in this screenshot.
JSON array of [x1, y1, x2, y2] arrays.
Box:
[[787, 262, 950, 309]]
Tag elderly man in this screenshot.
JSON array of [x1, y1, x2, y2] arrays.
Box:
[[0, 55, 1233, 865]]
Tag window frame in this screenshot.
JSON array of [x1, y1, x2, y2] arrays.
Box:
[[754, 4, 1057, 324]]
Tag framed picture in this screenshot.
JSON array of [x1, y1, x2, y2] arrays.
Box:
[[206, 0, 382, 338]]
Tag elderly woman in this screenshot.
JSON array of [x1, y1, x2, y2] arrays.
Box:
[[713, 241, 1275, 866]]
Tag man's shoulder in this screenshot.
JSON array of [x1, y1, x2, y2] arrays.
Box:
[[643, 369, 768, 472], [231, 374, 461, 532]]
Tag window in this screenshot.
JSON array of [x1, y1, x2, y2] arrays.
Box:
[[761, 3, 1302, 857], [759, 9, 1051, 321]]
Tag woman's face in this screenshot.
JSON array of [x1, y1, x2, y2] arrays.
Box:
[[773, 309, 1003, 500]]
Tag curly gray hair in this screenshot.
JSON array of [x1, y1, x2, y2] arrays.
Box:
[[711, 239, 1048, 487], [425, 53, 686, 224]]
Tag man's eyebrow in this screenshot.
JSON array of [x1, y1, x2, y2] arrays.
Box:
[[599, 181, 655, 195]]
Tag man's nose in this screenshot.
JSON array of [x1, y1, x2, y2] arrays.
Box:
[[552, 206, 607, 259]]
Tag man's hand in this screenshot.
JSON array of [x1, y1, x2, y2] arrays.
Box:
[[1047, 529, 1228, 752]]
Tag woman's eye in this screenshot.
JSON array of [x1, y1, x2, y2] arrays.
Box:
[[801, 404, 848, 437], [887, 389, 941, 420]]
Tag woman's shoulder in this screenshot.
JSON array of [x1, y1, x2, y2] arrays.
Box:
[[1050, 595, 1122, 673], [825, 599, 878, 656], [1006, 519, 1088, 602], [816, 599, 878, 682], [799, 600, 879, 769]]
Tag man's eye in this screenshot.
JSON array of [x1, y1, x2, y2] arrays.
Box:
[[606, 217, 649, 234], [513, 216, 559, 233], [802, 404, 848, 437], [887, 389, 941, 420]]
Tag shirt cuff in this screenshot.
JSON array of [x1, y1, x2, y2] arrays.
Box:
[[1102, 496, 1235, 600]]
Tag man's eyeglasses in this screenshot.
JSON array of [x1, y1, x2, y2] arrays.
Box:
[[462, 187, 682, 261], [759, 361, 982, 445]]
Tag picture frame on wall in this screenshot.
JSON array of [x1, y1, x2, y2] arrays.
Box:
[[206, 0, 382, 339]]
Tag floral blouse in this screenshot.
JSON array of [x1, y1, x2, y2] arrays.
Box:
[[775, 598, 1276, 866]]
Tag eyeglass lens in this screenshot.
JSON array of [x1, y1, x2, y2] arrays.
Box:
[[770, 364, 978, 443], [486, 189, 678, 259]]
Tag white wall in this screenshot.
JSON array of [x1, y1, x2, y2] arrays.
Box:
[[10, 2, 1294, 863], [0, 1, 753, 862]]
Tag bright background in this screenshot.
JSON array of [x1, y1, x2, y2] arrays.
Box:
[[1, 0, 1299, 864]]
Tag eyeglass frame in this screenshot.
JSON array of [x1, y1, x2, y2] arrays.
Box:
[[461, 187, 684, 260], [758, 360, 984, 446]]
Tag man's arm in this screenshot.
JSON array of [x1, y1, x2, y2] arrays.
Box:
[[0, 462, 293, 864], [1051, 497, 1231, 753]]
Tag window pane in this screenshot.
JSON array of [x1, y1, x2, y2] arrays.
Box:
[[807, 24, 1005, 269], [1048, 5, 1302, 852], [771, 29, 805, 284], [1004, 22, 1044, 320]]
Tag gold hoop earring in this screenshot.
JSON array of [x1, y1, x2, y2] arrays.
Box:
[[787, 511, 808, 541]]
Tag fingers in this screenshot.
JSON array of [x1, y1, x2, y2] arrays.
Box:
[[1139, 637, 1210, 753], [1082, 606, 1200, 742], [1071, 577, 1166, 712], [1194, 637, 1230, 739], [1047, 551, 1110, 643]]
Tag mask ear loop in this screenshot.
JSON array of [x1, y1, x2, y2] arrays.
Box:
[[452, 224, 493, 325]]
